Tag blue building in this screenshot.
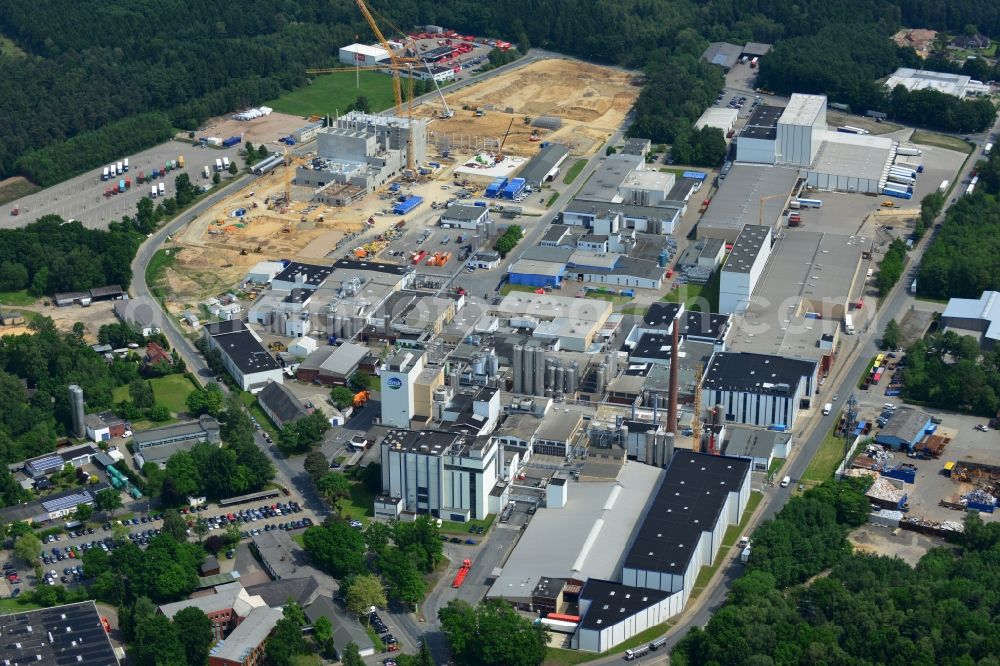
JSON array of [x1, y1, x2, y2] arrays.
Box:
[[874, 406, 932, 451], [507, 259, 565, 288]]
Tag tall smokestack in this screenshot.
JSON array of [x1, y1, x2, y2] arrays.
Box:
[[667, 316, 679, 434]]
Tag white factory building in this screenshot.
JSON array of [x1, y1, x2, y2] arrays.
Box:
[[380, 350, 426, 428], [736, 94, 826, 166], [338, 43, 390, 66], [884, 67, 991, 98], [718, 224, 772, 314], [379, 429, 501, 522]]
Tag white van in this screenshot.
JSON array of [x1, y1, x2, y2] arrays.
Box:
[[823, 403, 832, 415], [780, 476, 791, 488]]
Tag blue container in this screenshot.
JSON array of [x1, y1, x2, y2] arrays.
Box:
[[682, 171, 706, 181], [393, 195, 424, 215], [768, 424, 787, 432], [223, 136, 242, 148], [658, 250, 669, 268], [968, 501, 995, 514]]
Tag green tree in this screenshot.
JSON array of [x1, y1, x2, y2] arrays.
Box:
[[312, 615, 335, 658], [364, 521, 392, 553], [227, 160, 238, 175], [317, 472, 352, 513], [882, 318, 900, 351], [147, 403, 171, 421], [302, 522, 366, 579], [212, 172, 221, 185], [185, 384, 224, 416], [341, 642, 365, 666], [161, 509, 189, 541], [128, 379, 154, 409], [172, 606, 214, 666], [304, 450, 330, 484], [345, 573, 388, 618], [330, 386, 356, 409], [14, 533, 42, 567], [440, 598, 548, 666], [74, 503, 93, 522], [95, 488, 124, 517], [131, 612, 186, 666], [378, 546, 426, 606]]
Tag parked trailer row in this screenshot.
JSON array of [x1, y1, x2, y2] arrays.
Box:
[[795, 198, 823, 208], [837, 125, 870, 135], [896, 146, 922, 157], [889, 166, 917, 178], [882, 187, 913, 200]]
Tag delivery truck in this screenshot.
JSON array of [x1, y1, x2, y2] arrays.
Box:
[[150, 185, 157, 198], [222, 157, 231, 170], [203, 165, 211, 179], [102, 167, 109, 181], [123, 158, 129, 172], [158, 182, 165, 196], [215, 158, 223, 172], [116, 161, 123, 174]]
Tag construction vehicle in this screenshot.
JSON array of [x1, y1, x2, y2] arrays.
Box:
[[881, 200, 895, 208], [452, 559, 472, 588], [529, 129, 540, 142], [495, 118, 515, 162], [353, 390, 371, 408], [268, 341, 287, 352]]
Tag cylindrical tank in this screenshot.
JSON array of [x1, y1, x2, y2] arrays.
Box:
[[278, 313, 288, 335], [534, 348, 546, 396], [473, 355, 487, 375], [325, 314, 335, 335], [434, 387, 448, 402], [545, 360, 556, 390], [645, 430, 656, 464], [544, 387, 553, 397], [619, 423, 629, 451], [596, 364, 606, 394], [522, 345, 534, 394], [555, 366, 565, 393], [449, 370, 460, 391], [566, 362, 578, 394], [334, 315, 344, 337], [512, 344, 524, 393], [488, 351, 499, 376]]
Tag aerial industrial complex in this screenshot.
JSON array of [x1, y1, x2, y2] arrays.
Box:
[[0, 8, 996, 665]]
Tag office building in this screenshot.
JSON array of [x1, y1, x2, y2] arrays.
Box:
[[380, 350, 425, 428]]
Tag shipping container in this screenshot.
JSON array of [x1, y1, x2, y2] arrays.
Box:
[[795, 198, 823, 208], [222, 136, 242, 148], [882, 187, 913, 200]]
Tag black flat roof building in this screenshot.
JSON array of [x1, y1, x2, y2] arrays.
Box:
[[703, 351, 816, 395], [272, 261, 334, 288], [739, 105, 783, 140], [578, 579, 670, 630], [333, 258, 409, 276], [622, 451, 750, 577], [0, 601, 119, 666], [641, 303, 731, 344], [213, 329, 281, 374]]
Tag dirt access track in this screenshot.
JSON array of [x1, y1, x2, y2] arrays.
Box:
[[416, 58, 640, 156]]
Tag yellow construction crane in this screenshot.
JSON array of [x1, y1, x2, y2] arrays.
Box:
[[692, 362, 704, 452]]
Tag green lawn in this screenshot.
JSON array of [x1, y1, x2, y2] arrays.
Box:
[[266, 71, 397, 117], [440, 514, 495, 534], [802, 427, 850, 484], [113, 374, 197, 415], [239, 392, 280, 441], [562, 160, 586, 185], [546, 192, 559, 208], [338, 481, 376, 522], [911, 130, 973, 154], [291, 532, 306, 548], [689, 491, 763, 598], [768, 457, 786, 478], [619, 304, 648, 315], [0, 289, 37, 307], [146, 249, 178, 300], [0, 598, 41, 613]]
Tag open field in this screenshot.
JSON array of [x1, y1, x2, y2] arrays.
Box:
[[562, 159, 586, 184], [0, 176, 40, 207], [415, 59, 640, 157], [112, 375, 196, 414], [180, 112, 310, 151], [826, 110, 903, 135], [801, 427, 849, 484], [911, 130, 973, 153], [266, 71, 397, 118]]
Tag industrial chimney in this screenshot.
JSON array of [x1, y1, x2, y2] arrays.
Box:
[[667, 315, 679, 434]]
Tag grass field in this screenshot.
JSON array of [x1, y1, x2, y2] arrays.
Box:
[[562, 159, 586, 185], [0, 289, 37, 307], [112, 374, 198, 415], [266, 71, 397, 117], [661, 275, 719, 312], [801, 427, 849, 484], [0, 178, 39, 207], [545, 622, 676, 665], [338, 481, 376, 522], [146, 249, 178, 300], [440, 514, 495, 535], [911, 131, 973, 154], [0, 598, 40, 613], [546, 192, 560, 208]]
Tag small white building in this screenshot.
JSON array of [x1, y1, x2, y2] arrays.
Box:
[[245, 261, 285, 285], [469, 251, 501, 270], [440, 204, 489, 230], [695, 107, 739, 136], [338, 43, 389, 66]]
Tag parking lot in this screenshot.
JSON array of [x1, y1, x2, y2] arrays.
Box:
[[4, 139, 244, 229]]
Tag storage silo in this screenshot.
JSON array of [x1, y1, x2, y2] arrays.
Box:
[[533, 347, 546, 396], [523, 345, 535, 395], [512, 344, 524, 393], [68, 385, 85, 439]]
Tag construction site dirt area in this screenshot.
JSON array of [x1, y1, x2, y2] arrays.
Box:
[[177, 112, 308, 149], [418, 59, 639, 156]]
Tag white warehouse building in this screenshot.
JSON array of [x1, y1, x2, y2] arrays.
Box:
[[338, 43, 390, 66], [718, 224, 771, 314], [776, 93, 826, 167], [702, 352, 819, 429]]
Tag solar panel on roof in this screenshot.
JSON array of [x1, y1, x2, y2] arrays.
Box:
[[42, 491, 90, 513], [28, 455, 64, 472]]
